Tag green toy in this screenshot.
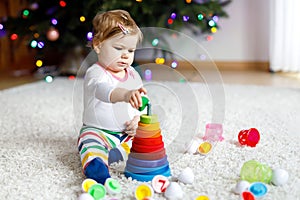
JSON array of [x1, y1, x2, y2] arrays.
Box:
[[240, 160, 272, 183]]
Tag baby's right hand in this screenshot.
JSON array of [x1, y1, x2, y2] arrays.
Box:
[[126, 87, 147, 109]]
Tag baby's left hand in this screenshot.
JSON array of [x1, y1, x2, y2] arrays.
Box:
[[124, 115, 140, 136]]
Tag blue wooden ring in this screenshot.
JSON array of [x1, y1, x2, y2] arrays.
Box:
[[124, 168, 171, 182], [125, 163, 170, 175], [127, 155, 168, 168]]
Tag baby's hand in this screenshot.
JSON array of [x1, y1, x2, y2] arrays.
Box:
[[124, 115, 140, 136], [126, 87, 147, 109]]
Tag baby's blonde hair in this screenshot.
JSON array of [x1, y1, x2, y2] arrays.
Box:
[[92, 10, 143, 48]]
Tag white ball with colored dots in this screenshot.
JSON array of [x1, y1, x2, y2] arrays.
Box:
[[78, 193, 94, 200], [271, 169, 289, 186]]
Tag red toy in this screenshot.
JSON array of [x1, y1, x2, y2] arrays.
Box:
[[238, 128, 260, 147]]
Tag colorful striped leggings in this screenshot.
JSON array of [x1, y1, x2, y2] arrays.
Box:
[[77, 126, 133, 171]]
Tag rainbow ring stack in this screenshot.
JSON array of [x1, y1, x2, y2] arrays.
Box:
[[124, 97, 171, 182]]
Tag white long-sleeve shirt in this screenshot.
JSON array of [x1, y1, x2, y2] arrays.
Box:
[[82, 62, 143, 132]]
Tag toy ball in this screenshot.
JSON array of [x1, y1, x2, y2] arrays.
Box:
[[238, 128, 260, 147], [88, 183, 106, 200], [197, 141, 213, 155], [164, 182, 183, 199], [135, 183, 154, 200], [151, 175, 170, 193], [233, 180, 250, 194], [240, 160, 272, 184], [178, 167, 194, 184], [249, 182, 268, 198], [195, 195, 210, 200], [105, 178, 121, 194], [78, 193, 94, 200], [82, 178, 97, 192], [240, 191, 255, 200], [271, 169, 289, 186]]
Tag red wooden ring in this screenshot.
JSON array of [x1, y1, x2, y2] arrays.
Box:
[[131, 142, 164, 153], [133, 135, 163, 146]]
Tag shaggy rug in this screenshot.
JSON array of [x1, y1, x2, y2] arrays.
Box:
[[0, 77, 299, 200]]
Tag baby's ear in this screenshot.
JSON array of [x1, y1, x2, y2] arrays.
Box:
[[93, 42, 102, 54]]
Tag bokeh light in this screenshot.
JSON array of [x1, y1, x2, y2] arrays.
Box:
[[87, 32, 93, 41], [30, 40, 38, 48], [51, 18, 58, 25], [80, 16, 86, 22], [36, 59, 43, 67], [45, 75, 54, 83], [10, 33, 18, 40], [151, 38, 159, 46]]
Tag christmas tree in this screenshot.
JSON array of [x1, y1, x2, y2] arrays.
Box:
[[0, 0, 231, 76]]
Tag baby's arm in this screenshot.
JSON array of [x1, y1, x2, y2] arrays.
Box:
[[110, 87, 147, 109]]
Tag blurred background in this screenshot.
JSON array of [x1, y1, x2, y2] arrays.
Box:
[[0, 0, 299, 89]]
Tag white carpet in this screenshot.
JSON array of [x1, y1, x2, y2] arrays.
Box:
[[0, 77, 299, 200]]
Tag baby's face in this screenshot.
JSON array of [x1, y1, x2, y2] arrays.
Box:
[[97, 33, 138, 73]]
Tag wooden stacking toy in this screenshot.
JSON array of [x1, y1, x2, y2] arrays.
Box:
[[124, 97, 171, 182]]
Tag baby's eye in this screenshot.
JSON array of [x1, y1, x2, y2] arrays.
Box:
[[114, 47, 123, 50], [128, 49, 135, 53]]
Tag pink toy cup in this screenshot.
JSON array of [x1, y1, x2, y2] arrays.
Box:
[[238, 128, 260, 147], [203, 123, 224, 142]]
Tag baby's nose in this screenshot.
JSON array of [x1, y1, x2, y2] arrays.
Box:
[[121, 52, 129, 59]]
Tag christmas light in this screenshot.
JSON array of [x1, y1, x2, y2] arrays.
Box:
[[33, 33, 39, 38], [46, 27, 60, 41], [37, 41, 45, 48], [22, 9, 30, 18], [212, 15, 219, 22], [30, 3, 39, 10], [51, 18, 58, 25], [45, 75, 54, 83], [87, 32, 93, 41], [30, 40, 38, 48], [211, 27, 217, 33], [80, 16, 86, 22], [206, 35, 213, 41], [167, 19, 173, 25], [186, 0, 192, 3], [183, 16, 189, 22], [68, 75, 76, 80], [208, 20, 216, 27], [144, 69, 152, 81], [136, 0, 142, 2], [155, 57, 165, 64], [59, 1, 67, 7], [36, 60, 43, 67], [171, 60, 178, 69], [197, 14, 204, 20], [10, 33, 18, 40], [170, 13, 177, 19], [152, 38, 159, 46], [0, 25, 6, 38]]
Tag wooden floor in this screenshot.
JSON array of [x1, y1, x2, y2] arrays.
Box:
[[0, 70, 299, 90]]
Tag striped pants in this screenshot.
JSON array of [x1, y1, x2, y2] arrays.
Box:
[[77, 126, 132, 171]]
